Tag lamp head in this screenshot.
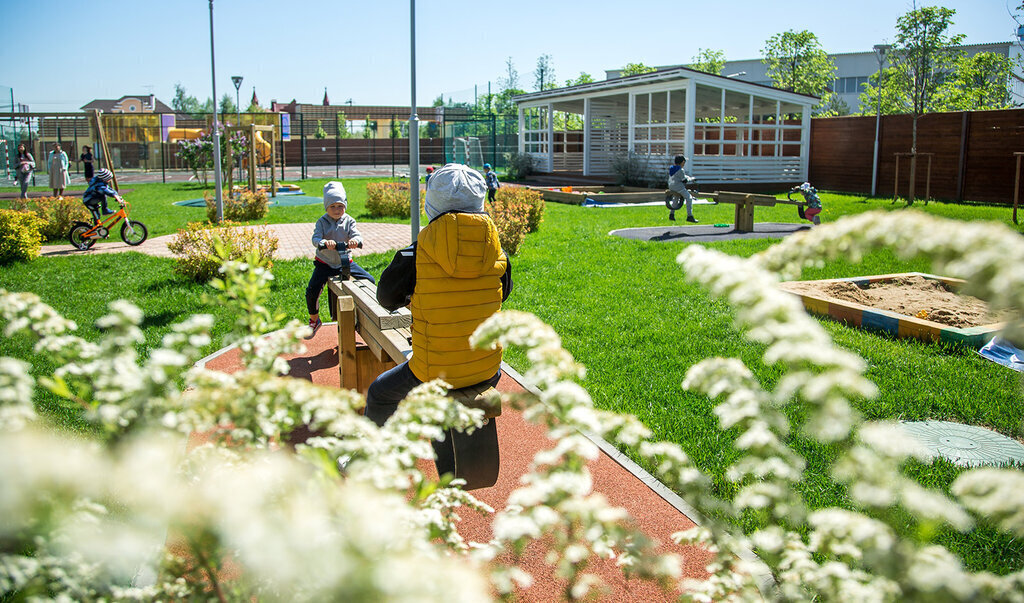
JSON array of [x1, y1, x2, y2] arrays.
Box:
[[873, 44, 892, 62]]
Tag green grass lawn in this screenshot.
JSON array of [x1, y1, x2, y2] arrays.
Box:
[[2, 182, 1022, 573], [1, 177, 411, 240]]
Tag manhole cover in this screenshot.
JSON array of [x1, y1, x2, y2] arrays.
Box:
[[898, 421, 1024, 467]]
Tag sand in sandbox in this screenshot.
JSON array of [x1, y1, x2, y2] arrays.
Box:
[[785, 275, 1003, 328]]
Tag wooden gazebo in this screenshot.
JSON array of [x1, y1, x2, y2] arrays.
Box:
[[514, 67, 818, 185]]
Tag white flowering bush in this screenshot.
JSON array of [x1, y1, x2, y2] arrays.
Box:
[[1, 209, 1022, 601]]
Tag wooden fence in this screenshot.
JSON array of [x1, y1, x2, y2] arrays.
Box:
[[808, 108, 1024, 204]]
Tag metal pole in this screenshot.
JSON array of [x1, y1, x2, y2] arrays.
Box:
[[870, 45, 889, 198], [409, 0, 420, 242], [208, 0, 224, 221], [301, 113, 307, 179]]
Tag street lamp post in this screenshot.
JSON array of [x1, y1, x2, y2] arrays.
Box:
[[409, 0, 420, 243], [871, 44, 891, 198], [231, 75, 243, 124], [208, 0, 224, 222]]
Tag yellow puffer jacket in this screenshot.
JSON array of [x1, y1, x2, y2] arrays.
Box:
[[409, 212, 507, 388]]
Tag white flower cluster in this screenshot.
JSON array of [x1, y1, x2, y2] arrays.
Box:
[[3, 210, 1023, 601], [670, 211, 1024, 601]]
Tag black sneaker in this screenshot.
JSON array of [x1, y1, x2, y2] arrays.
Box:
[[686, 216, 699, 223]]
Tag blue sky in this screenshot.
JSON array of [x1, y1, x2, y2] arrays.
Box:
[[1, 0, 1016, 112]]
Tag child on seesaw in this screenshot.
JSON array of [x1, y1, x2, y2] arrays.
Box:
[[305, 181, 374, 338], [667, 155, 698, 223]]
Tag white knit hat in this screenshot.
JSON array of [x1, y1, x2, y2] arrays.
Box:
[[424, 163, 486, 221], [323, 181, 347, 210]]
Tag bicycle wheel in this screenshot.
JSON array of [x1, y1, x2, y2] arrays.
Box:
[[120, 220, 148, 246], [68, 221, 96, 250]]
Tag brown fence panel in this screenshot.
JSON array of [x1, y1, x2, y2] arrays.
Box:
[[281, 138, 445, 167], [809, 108, 1024, 204], [963, 109, 1024, 204]]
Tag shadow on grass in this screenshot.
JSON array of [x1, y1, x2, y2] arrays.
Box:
[[140, 311, 180, 330]]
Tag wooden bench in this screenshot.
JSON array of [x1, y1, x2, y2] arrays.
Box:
[[713, 191, 803, 233], [326, 276, 501, 418]]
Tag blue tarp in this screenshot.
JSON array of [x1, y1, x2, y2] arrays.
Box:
[[977, 337, 1024, 372]]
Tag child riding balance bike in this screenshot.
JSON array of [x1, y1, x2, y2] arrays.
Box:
[[68, 168, 148, 250]]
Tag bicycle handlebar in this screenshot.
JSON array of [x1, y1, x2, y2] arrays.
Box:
[[317, 240, 363, 250]]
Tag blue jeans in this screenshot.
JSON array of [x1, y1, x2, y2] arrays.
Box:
[[365, 361, 502, 427], [305, 259, 375, 316]]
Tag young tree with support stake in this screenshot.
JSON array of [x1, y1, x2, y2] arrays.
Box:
[[887, 4, 963, 204]]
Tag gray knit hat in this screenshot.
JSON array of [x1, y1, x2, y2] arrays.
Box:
[[323, 181, 347, 210], [424, 163, 486, 221]]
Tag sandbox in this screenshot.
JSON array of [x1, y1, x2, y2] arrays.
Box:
[[526, 185, 669, 205], [779, 272, 1006, 348]]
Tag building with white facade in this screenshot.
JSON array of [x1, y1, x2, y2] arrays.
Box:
[[605, 41, 1024, 113]]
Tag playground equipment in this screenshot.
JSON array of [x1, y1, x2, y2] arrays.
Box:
[[165, 127, 204, 142], [452, 137, 484, 167], [224, 123, 278, 197]]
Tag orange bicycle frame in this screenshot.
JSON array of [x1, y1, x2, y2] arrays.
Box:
[[82, 202, 129, 238]]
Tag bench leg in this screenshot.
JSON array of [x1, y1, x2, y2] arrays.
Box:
[[336, 295, 358, 389]]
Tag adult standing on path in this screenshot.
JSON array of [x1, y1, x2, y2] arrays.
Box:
[[15, 143, 35, 199], [47, 142, 70, 198], [80, 145, 94, 183]]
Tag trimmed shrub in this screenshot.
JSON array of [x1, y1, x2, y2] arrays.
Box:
[[167, 221, 279, 282], [205, 190, 270, 223], [0, 209, 45, 263], [494, 188, 545, 233], [9, 196, 92, 242], [486, 196, 531, 256], [503, 151, 536, 181], [366, 181, 413, 218]]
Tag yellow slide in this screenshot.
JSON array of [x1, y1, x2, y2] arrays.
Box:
[[241, 130, 273, 169]]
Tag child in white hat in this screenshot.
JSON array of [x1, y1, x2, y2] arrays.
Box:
[[305, 181, 374, 337]]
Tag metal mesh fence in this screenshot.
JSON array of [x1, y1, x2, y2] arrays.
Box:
[[1, 109, 521, 185]]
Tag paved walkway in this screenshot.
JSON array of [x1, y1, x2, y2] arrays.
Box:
[[39, 222, 413, 260]]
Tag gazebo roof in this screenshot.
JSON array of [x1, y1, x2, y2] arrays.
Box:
[[513, 66, 818, 107]]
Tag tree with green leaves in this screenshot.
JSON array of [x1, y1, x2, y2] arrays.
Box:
[[620, 62, 656, 77], [935, 52, 1012, 111], [689, 48, 726, 75], [389, 119, 401, 139], [431, 94, 445, 107], [565, 72, 594, 87], [219, 94, 237, 119], [762, 30, 836, 114], [245, 101, 264, 113], [362, 116, 375, 140], [500, 56, 520, 91], [314, 120, 328, 139], [887, 5, 963, 154], [534, 54, 555, 91], [857, 67, 906, 116], [172, 83, 201, 115], [336, 113, 353, 139]]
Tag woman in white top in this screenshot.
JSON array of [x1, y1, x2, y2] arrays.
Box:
[[47, 142, 70, 197]]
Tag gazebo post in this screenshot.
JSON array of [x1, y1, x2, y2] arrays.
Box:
[[583, 98, 591, 176], [545, 103, 554, 173], [684, 79, 696, 164]]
